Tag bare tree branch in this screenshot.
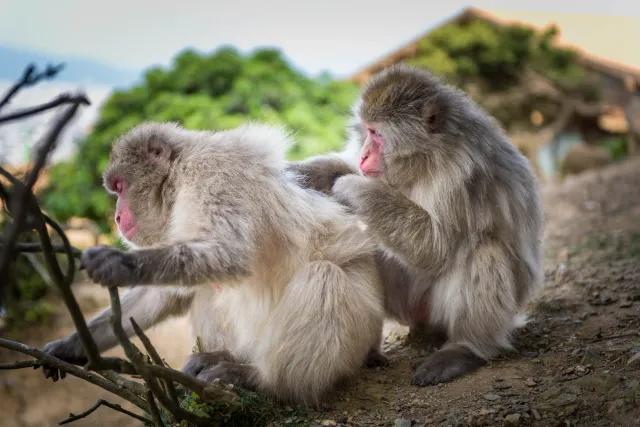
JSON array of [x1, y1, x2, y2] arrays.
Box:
[[58, 399, 153, 426], [0, 63, 64, 111], [146, 390, 165, 427], [4, 242, 82, 258], [98, 370, 148, 397], [0, 338, 149, 412], [0, 360, 41, 370], [108, 287, 212, 426], [0, 94, 90, 125], [131, 317, 180, 408]]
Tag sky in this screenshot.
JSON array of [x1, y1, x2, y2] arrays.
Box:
[[0, 0, 639, 78]]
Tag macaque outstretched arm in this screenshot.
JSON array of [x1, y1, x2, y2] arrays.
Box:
[[286, 153, 358, 195], [42, 287, 193, 364], [81, 237, 254, 288]]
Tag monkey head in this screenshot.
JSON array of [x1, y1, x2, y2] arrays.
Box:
[[102, 123, 181, 247], [353, 64, 455, 181]]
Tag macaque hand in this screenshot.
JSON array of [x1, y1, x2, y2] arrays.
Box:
[[332, 174, 378, 211], [40, 336, 87, 381], [81, 245, 137, 287]]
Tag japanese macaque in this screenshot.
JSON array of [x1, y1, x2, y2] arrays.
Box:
[[40, 122, 386, 405], [287, 64, 544, 386]]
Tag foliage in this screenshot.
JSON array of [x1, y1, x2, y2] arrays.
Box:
[[40, 46, 359, 232], [597, 136, 628, 161], [408, 20, 594, 131]]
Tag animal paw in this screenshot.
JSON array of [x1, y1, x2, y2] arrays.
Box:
[[411, 345, 487, 386], [81, 245, 137, 287], [365, 348, 390, 368], [182, 350, 234, 378]]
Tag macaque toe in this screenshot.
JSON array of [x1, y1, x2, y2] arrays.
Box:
[[182, 350, 234, 378], [365, 348, 390, 368], [195, 362, 258, 391], [411, 345, 487, 386]]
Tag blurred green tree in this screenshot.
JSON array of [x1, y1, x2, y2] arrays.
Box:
[[407, 20, 599, 132], [40, 46, 359, 232]]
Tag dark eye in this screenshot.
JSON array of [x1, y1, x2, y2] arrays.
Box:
[[368, 128, 380, 138], [112, 177, 123, 194]]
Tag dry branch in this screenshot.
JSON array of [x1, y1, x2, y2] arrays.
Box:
[[0, 338, 149, 411], [0, 93, 90, 125], [58, 399, 153, 426]]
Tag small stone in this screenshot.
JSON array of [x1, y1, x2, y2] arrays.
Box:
[[337, 416, 348, 424], [394, 419, 412, 427], [620, 300, 633, 308], [483, 393, 500, 401], [525, 378, 537, 387], [504, 413, 521, 426], [321, 420, 336, 426], [522, 351, 538, 358], [627, 352, 640, 367], [494, 383, 512, 390], [531, 409, 541, 420]]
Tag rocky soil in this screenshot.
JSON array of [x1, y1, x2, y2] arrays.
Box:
[[2, 157, 640, 427]]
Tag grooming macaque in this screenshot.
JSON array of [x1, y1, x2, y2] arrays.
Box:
[[40, 122, 385, 405], [288, 64, 544, 386]]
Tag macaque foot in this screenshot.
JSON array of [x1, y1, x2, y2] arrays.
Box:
[[411, 344, 487, 386], [182, 350, 236, 378], [40, 336, 87, 381], [195, 361, 259, 391], [365, 348, 389, 368]]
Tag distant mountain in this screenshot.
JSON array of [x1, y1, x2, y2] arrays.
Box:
[[0, 44, 141, 87]]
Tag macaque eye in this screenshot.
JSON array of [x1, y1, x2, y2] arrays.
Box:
[[367, 128, 380, 137], [112, 177, 124, 194]]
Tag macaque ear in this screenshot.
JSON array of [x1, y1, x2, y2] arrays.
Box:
[[146, 138, 172, 161], [422, 94, 449, 133]]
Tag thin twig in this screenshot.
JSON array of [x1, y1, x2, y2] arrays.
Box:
[[99, 370, 148, 397], [131, 317, 180, 407], [146, 390, 165, 427], [108, 287, 211, 426], [5, 242, 82, 258], [43, 212, 77, 284], [0, 360, 42, 370], [0, 338, 149, 412], [0, 94, 90, 124], [585, 331, 639, 344], [58, 399, 153, 425], [0, 63, 64, 110]]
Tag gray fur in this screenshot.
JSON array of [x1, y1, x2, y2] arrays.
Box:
[[288, 64, 544, 385], [42, 122, 385, 406]]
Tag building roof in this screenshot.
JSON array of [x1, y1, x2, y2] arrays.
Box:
[[350, 7, 640, 84]]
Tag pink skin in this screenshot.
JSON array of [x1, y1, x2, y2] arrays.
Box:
[[110, 177, 137, 240], [359, 122, 384, 178]]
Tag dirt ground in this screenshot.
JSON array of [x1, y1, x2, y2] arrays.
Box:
[[1, 157, 639, 427]]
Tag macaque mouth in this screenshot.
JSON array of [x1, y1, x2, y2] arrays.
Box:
[[123, 225, 137, 240]]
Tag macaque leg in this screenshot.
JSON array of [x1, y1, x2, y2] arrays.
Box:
[[182, 349, 236, 377], [365, 346, 389, 368], [42, 287, 193, 368], [194, 362, 261, 392], [412, 244, 516, 386]]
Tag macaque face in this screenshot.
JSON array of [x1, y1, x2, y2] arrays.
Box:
[[106, 175, 138, 241], [359, 121, 385, 178]]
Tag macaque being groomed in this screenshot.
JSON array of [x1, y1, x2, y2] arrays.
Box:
[[287, 64, 544, 386], [40, 122, 386, 405]]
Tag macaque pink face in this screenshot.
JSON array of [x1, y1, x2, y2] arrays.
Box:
[[108, 176, 137, 241], [359, 121, 385, 178]]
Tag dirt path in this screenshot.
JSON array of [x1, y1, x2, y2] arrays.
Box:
[[2, 158, 640, 427]]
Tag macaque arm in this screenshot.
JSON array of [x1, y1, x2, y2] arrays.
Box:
[[336, 176, 456, 272], [43, 287, 193, 360], [285, 152, 359, 194], [132, 238, 254, 285]]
